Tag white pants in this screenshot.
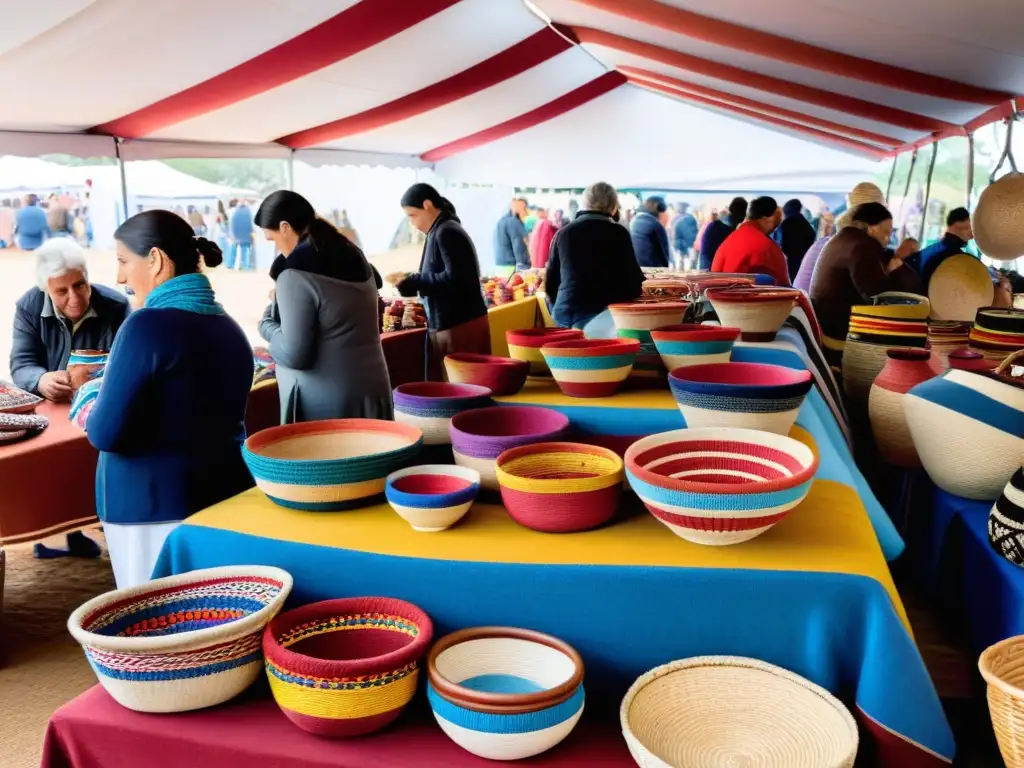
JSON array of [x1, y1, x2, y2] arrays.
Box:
[[104, 522, 181, 589]]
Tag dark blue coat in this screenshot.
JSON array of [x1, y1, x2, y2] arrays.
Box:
[[699, 218, 736, 270], [630, 212, 670, 268], [493, 211, 530, 269], [672, 213, 698, 252]]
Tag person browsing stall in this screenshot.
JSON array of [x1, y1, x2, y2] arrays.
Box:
[[493, 197, 530, 278], [699, 197, 747, 270], [711, 196, 790, 286], [630, 195, 671, 268]]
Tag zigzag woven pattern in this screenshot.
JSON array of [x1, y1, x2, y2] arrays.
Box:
[[86, 633, 263, 681], [279, 614, 420, 648]]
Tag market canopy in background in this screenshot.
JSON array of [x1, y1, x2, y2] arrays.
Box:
[[0, 0, 1019, 188]]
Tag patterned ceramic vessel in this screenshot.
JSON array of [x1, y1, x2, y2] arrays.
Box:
[[264, 597, 433, 737], [427, 627, 585, 761], [705, 287, 800, 342], [384, 465, 480, 532], [540, 338, 641, 398], [989, 468, 1024, 568], [625, 427, 818, 545], [868, 348, 941, 468], [506, 328, 585, 376], [393, 383, 493, 445], [242, 419, 423, 510], [842, 301, 929, 405], [651, 324, 741, 369], [68, 566, 292, 713], [444, 354, 529, 397], [495, 442, 623, 532], [449, 407, 571, 491], [67, 349, 109, 391], [667, 362, 813, 435]]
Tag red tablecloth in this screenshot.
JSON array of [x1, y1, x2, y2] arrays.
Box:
[[42, 686, 633, 768], [0, 402, 97, 544]]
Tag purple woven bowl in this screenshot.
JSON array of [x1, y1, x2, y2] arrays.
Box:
[[449, 406, 571, 491], [393, 383, 494, 446]]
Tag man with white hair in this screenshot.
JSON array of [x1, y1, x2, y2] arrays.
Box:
[[10, 238, 130, 401]]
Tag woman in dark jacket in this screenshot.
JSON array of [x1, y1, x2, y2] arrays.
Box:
[[394, 184, 490, 363], [699, 197, 747, 270], [775, 199, 817, 281]]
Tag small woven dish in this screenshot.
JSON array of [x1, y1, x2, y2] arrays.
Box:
[[625, 427, 818, 545], [621, 656, 858, 768], [667, 362, 813, 435], [0, 379, 42, 414], [0, 429, 27, 443], [243, 419, 423, 511], [980, 636, 1024, 768], [385, 465, 481, 532], [393, 382, 493, 445], [540, 338, 641, 398], [264, 597, 433, 737], [427, 627, 585, 761], [0, 411, 49, 432], [506, 328, 585, 376], [68, 566, 292, 713], [651, 324, 740, 369], [705, 287, 800, 342], [444, 354, 530, 397], [450, 406, 571, 491], [495, 442, 623, 532]]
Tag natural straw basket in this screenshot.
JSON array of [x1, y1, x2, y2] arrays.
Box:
[[620, 656, 858, 768], [980, 636, 1024, 767]]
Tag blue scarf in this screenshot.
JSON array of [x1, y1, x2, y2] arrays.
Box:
[[144, 273, 225, 315]]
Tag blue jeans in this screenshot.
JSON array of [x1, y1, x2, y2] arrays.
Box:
[[225, 242, 252, 270]]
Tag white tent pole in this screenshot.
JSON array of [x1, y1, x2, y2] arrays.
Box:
[[966, 132, 975, 208], [286, 151, 295, 191], [115, 139, 129, 222], [918, 141, 938, 242]]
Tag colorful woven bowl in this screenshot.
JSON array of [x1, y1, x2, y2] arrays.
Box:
[[667, 362, 813, 435], [449, 406, 571, 491], [393, 382, 493, 445], [385, 465, 481, 532], [264, 597, 433, 737], [68, 566, 292, 713], [625, 427, 818, 545], [506, 328, 585, 376], [608, 302, 690, 383], [705, 287, 800, 342], [67, 349, 108, 391], [243, 419, 423, 511], [427, 627, 585, 761], [843, 302, 930, 404], [621, 656, 858, 768], [444, 354, 529, 396], [651, 324, 741, 369], [540, 338, 641, 398], [495, 442, 623, 532]]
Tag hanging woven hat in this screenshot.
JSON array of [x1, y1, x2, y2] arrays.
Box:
[[928, 254, 995, 322], [848, 182, 885, 209]]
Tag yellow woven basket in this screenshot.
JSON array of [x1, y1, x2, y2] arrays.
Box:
[[980, 635, 1024, 767]]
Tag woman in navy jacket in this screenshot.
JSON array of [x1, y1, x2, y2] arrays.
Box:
[[87, 210, 254, 588]]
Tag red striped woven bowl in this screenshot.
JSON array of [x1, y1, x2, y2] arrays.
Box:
[[495, 442, 624, 532], [444, 354, 530, 396], [540, 338, 641, 398], [506, 328, 585, 376]]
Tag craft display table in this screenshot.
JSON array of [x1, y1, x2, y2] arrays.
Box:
[[0, 402, 97, 544], [488, 296, 542, 356]]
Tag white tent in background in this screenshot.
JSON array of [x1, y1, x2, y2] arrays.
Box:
[[0, 156, 77, 195]]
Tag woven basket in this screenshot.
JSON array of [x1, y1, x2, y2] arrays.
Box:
[[928, 254, 995, 322], [989, 468, 1024, 568], [385, 465, 480, 532], [0, 380, 41, 414], [427, 627, 585, 761], [927, 321, 972, 369], [450, 406, 571, 491], [506, 328, 584, 376], [243, 419, 423, 511], [444, 354, 529, 396], [608, 302, 690, 333], [495, 442, 623, 532], [868, 348, 941, 468], [980, 635, 1024, 767], [621, 656, 858, 768], [667, 362, 812, 435], [393, 383, 493, 445], [843, 303, 929, 404], [540, 338, 641, 398], [264, 597, 433, 737], [625, 427, 818, 545], [651, 324, 740, 369], [68, 566, 292, 713], [705, 287, 800, 342]]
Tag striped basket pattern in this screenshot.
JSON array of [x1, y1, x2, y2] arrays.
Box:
[[444, 354, 530, 396], [609, 302, 690, 383], [989, 468, 1024, 568], [385, 465, 481, 532], [393, 383, 493, 445], [243, 419, 423, 511], [264, 597, 433, 738], [667, 362, 813, 436], [651, 324, 740, 369], [625, 427, 818, 545], [868, 348, 941, 468], [969, 312, 1024, 362], [904, 368, 1024, 500], [540, 338, 641, 398], [705, 287, 800, 342], [68, 566, 292, 713], [843, 302, 929, 404], [67, 349, 108, 391], [495, 442, 623, 532], [450, 407, 571, 491], [427, 627, 585, 761], [506, 328, 584, 376], [0, 379, 42, 414]]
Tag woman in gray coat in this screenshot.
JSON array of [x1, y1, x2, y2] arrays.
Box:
[[257, 190, 392, 424]]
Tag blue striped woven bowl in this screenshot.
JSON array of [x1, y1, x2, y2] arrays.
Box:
[[385, 465, 481, 531], [243, 419, 423, 511], [393, 383, 493, 445]]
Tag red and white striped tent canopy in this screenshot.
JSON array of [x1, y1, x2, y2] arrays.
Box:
[[1, 0, 1020, 189]]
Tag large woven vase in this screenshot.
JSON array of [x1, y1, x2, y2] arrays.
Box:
[[989, 468, 1024, 568], [868, 348, 941, 468], [843, 301, 929, 405]]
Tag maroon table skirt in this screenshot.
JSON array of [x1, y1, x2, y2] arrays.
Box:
[[381, 327, 429, 385], [42, 686, 634, 768]]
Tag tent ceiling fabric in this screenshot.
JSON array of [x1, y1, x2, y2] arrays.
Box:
[[0, 0, 1019, 186]]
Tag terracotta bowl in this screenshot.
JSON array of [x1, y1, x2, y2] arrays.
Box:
[[444, 354, 529, 396]]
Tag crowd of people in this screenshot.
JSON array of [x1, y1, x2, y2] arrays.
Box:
[[0, 193, 93, 251]]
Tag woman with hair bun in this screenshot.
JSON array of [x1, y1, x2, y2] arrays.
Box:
[[87, 210, 255, 588], [256, 190, 392, 423], [391, 183, 490, 369]]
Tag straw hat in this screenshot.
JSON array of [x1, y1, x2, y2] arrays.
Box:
[[836, 182, 885, 230]]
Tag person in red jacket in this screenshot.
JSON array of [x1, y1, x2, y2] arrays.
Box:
[[530, 208, 556, 268], [711, 196, 790, 286]]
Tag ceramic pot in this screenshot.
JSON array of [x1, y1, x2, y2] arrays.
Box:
[[868, 348, 941, 468], [989, 468, 1024, 568]]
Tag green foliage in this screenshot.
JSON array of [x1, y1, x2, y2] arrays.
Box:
[[162, 159, 286, 196]]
